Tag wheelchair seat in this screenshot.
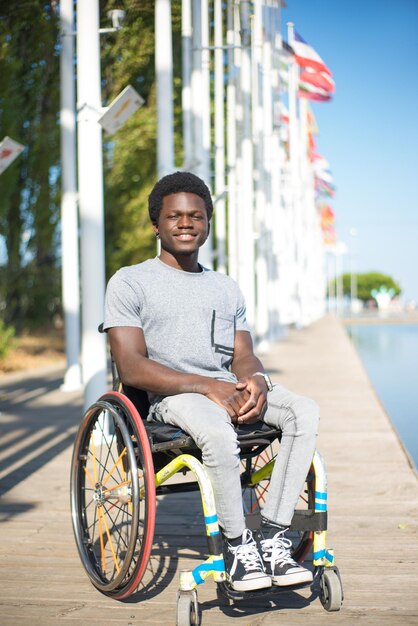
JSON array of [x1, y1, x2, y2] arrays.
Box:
[[122, 383, 280, 456]]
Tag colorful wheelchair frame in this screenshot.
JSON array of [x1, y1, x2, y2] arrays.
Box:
[[70, 370, 343, 625]]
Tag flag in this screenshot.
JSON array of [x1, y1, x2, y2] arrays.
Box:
[[299, 79, 332, 102], [315, 177, 336, 197], [307, 106, 319, 134], [300, 67, 335, 93], [319, 204, 335, 228], [293, 31, 332, 76], [313, 157, 333, 184], [322, 225, 337, 245], [0, 136, 24, 175]]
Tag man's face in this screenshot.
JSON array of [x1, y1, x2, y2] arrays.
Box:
[[155, 192, 209, 257]]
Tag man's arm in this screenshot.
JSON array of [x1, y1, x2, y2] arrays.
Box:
[[231, 330, 270, 423], [108, 326, 250, 418]]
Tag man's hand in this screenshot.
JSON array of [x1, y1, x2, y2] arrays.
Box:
[[204, 379, 251, 421], [234, 375, 268, 424]]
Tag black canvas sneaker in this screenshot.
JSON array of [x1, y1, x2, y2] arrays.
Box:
[[256, 527, 313, 587], [223, 529, 272, 592]]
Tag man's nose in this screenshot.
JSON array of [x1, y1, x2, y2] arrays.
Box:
[[177, 214, 193, 227]]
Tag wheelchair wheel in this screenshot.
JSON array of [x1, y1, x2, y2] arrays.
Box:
[[176, 590, 199, 626], [71, 392, 156, 599], [319, 568, 343, 611], [240, 442, 314, 562]]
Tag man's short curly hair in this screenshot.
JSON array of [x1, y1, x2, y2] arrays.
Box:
[[148, 171, 213, 224]]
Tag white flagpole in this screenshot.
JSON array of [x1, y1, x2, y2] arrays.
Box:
[[287, 22, 303, 326], [238, 0, 255, 328], [214, 0, 226, 274], [191, 0, 212, 267], [60, 0, 81, 391], [226, 0, 238, 281], [76, 0, 107, 410], [252, 0, 269, 349], [182, 0, 193, 168], [156, 0, 175, 177]]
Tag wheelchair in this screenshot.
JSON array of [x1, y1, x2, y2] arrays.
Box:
[[70, 345, 343, 625]]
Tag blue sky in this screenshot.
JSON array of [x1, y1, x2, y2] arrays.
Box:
[[282, 0, 418, 302]]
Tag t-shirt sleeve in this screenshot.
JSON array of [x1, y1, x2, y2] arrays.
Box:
[[235, 284, 251, 333], [103, 270, 143, 330]]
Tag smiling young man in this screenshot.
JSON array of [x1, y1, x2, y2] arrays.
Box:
[[104, 171, 319, 592]]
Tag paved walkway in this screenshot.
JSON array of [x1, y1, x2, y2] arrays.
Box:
[[0, 315, 417, 625]]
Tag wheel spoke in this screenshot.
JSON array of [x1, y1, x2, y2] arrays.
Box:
[[83, 465, 96, 488], [103, 478, 131, 493], [90, 433, 99, 484], [102, 446, 126, 485], [98, 505, 106, 573], [100, 505, 121, 574]]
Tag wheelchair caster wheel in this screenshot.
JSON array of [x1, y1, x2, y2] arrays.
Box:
[[176, 589, 199, 626], [319, 568, 343, 612]]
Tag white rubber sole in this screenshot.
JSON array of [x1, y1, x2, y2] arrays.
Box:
[[228, 574, 272, 592], [272, 569, 313, 587]]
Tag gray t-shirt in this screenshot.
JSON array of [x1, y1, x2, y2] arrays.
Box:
[[104, 257, 251, 404]]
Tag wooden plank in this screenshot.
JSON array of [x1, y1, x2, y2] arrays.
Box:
[[0, 315, 417, 624]]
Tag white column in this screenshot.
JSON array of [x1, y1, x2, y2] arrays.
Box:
[[252, 0, 269, 348], [238, 0, 255, 327], [287, 22, 302, 326], [182, 0, 193, 168], [156, 0, 175, 177], [226, 0, 238, 281], [191, 0, 212, 267], [76, 0, 107, 410], [60, 0, 81, 390], [214, 0, 226, 274]]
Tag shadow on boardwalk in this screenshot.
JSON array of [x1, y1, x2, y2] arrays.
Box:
[[0, 366, 82, 499], [0, 316, 417, 625]]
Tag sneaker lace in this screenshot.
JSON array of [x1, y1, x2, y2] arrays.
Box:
[[260, 530, 298, 568], [230, 529, 263, 574]]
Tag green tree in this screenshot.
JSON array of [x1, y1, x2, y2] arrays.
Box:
[[0, 1, 184, 330], [101, 0, 183, 278], [329, 272, 402, 303], [0, 1, 60, 330]]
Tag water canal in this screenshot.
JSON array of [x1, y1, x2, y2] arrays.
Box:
[[347, 322, 418, 469]]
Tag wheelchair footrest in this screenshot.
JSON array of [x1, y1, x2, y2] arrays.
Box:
[[291, 510, 328, 531], [245, 510, 327, 532]]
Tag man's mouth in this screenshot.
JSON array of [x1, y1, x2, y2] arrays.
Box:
[[175, 233, 195, 241]]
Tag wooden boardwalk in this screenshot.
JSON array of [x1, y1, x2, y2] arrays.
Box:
[[0, 314, 417, 625]]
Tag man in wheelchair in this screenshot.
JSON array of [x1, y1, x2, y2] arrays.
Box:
[[103, 171, 320, 593]]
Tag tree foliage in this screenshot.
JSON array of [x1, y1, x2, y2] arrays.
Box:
[[0, 1, 184, 330], [0, 1, 60, 330], [100, 0, 183, 278], [330, 272, 402, 302]]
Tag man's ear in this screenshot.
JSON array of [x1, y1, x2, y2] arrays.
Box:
[[152, 223, 159, 236], [207, 222, 211, 236]]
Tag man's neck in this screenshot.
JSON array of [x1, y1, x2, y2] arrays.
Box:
[[158, 250, 202, 273]]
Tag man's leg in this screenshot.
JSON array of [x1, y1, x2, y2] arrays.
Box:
[[152, 393, 271, 591], [152, 392, 245, 537], [256, 383, 319, 586], [262, 383, 320, 526]]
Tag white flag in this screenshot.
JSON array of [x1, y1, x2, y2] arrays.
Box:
[[0, 136, 24, 175], [98, 85, 144, 135]]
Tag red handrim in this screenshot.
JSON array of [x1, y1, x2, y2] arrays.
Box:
[[102, 391, 156, 599]]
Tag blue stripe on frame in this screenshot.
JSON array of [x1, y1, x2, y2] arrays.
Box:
[[192, 559, 225, 584], [313, 549, 334, 563]]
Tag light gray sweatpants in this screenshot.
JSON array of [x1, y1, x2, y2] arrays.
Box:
[[152, 384, 319, 539]]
